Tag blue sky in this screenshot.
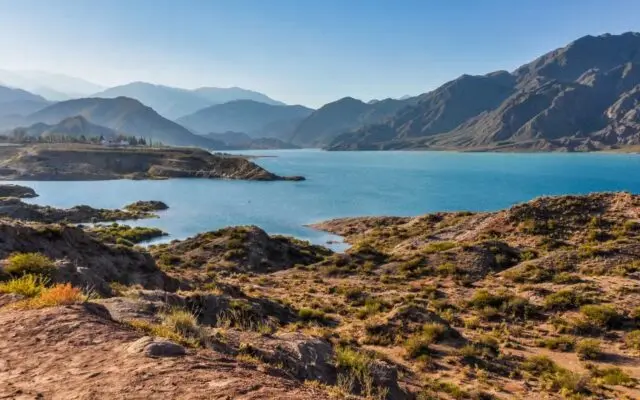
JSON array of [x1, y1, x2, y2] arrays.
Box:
[[0, 0, 638, 107]]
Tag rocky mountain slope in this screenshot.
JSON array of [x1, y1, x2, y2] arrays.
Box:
[[94, 82, 285, 119], [289, 96, 414, 147], [1, 192, 640, 399], [205, 131, 300, 149], [0, 85, 50, 121], [0, 144, 302, 181], [177, 100, 313, 138], [19, 97, 226, 148], [326, 32, 640, 151]]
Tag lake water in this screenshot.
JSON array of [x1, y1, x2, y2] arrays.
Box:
[[9, 149, 640, 249]]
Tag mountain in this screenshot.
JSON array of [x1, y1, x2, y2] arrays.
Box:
[[177, 100, 313, 138], [327, 32, 640, 151], [0, 70, 104, 100], [204, 131, 300, 149], [9, 116, 118, 139], [289, 97, 415, 147], [93, 83, 287, 119], [0, 86, 51, 124], [193, 87, 285, 106], [22, 97, 226, 148]]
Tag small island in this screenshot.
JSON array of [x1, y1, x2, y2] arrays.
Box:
[[0, 144, 304, 181]]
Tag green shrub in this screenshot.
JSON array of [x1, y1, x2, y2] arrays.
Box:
[[543, 289, 587, 311], [422, 241, 457, 254], [4, 253, 56, 278], [468, 289, 535, 320], [589, 366, 635, 386], [579, 305, 620, 329], [576, 339, 602, 360], [625, 330, 640, 351], [404, 334, 431, 359], [298, 307, 328, 323], [422, 323, 447, 343], [0, 274, 48, 297], [536, 335, 575, 352]]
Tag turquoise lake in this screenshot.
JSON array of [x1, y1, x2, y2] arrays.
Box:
[[11, 150, 640, 249]]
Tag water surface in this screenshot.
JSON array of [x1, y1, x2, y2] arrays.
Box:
[[10, 150, 640, 248]]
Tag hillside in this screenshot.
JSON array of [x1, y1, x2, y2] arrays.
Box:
[[10, 116, 118, 139], [1, 192, 640, 398], [0, 85, 50, 121], [204, 131, 299, 149], [22, 97, 225, 148], [0, 69, 104, 100], [289, 97, 414, 147], [326, 32, 640, 151], [177, 100, 313, 137], [94, 82, 286, 119]]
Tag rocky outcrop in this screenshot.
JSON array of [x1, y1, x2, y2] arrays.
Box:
[[0, 219, 177, 295], [0, 197, 157, 223], [151, 225, 332, 275], [0, 184, 37, 198], [0, 144, 303, 181], [124, 200, 169, 212]]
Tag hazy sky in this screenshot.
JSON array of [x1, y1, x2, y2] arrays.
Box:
[[0, 0, 638, 107]]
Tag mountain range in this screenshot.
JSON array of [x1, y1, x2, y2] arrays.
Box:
[[2, 32, 640, 152], [93, 82, 286, 119], [0, 70, 104, 100], [326, 32, 640, 151], [10, 116, 119, 139], [177, 100, 313, 138], [19, 97, 225, 148]]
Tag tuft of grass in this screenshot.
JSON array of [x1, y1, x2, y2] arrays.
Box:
[[625, 330, 640, 352], [0, 274, 48, 297], [521, 355, 590, 396], [543, 289, 588, 311], [404, 334, 432, 359], [576, 339, 602, 360], [4, 253, 56, 278], [14, 283, 84, 309], [536, 335, 575, 352], [588, 365, 635, 387], [161, 308, 202, 339], [579, 304, 620, 329], [422, 241, 457, 254]]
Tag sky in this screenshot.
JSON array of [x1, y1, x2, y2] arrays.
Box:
[[0, 0, 638, 108]]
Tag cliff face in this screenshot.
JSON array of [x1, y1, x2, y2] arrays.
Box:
[[0, 144, 303, 181]]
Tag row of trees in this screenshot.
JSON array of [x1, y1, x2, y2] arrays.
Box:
[[1, 131, 164, 147]]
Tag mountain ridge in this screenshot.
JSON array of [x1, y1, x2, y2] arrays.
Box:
[[324, 32, 640, 151]]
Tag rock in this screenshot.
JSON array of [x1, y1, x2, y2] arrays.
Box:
[[0, 219, 178, 296], [271, 332, 336, 382], [127, 336, 186, 358], [124, 200, 169, 212], [0, 197, 157, 224], [0, 184, 37, 198]]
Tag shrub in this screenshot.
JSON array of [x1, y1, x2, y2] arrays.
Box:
[[468, 289, 535, 320], [521, 355, 590, 396], [576, 339, 602, 360], [536, 335, 575, 352], [0, 274, 47, 297], [422, 323, 447, 343], [404, 334, 431, 359], [625, 330, 640, 351], [589, 366, 635, 386], [162, 308, 201, 339], [543, 289, 587, 311], [579, 304, 620, 329], [422, 241, 457, 254], [298, 307, 328, 323], [27, 283, 83, 308], [4, 253, 56, 278]]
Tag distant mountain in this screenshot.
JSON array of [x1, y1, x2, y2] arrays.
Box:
[[93, 82, 287, 119], [0, 70, 104, 100], [9, 116, 118, 139], [327, 32, 640, 151], [22, 97, 226, 148], [204, 131, 299, 150], [193, 87, 285, 106], [205, 131, 254, 147], [289, 97, 415, 147], [177, 100, 313, 138], [0, 86, 51, 123]]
